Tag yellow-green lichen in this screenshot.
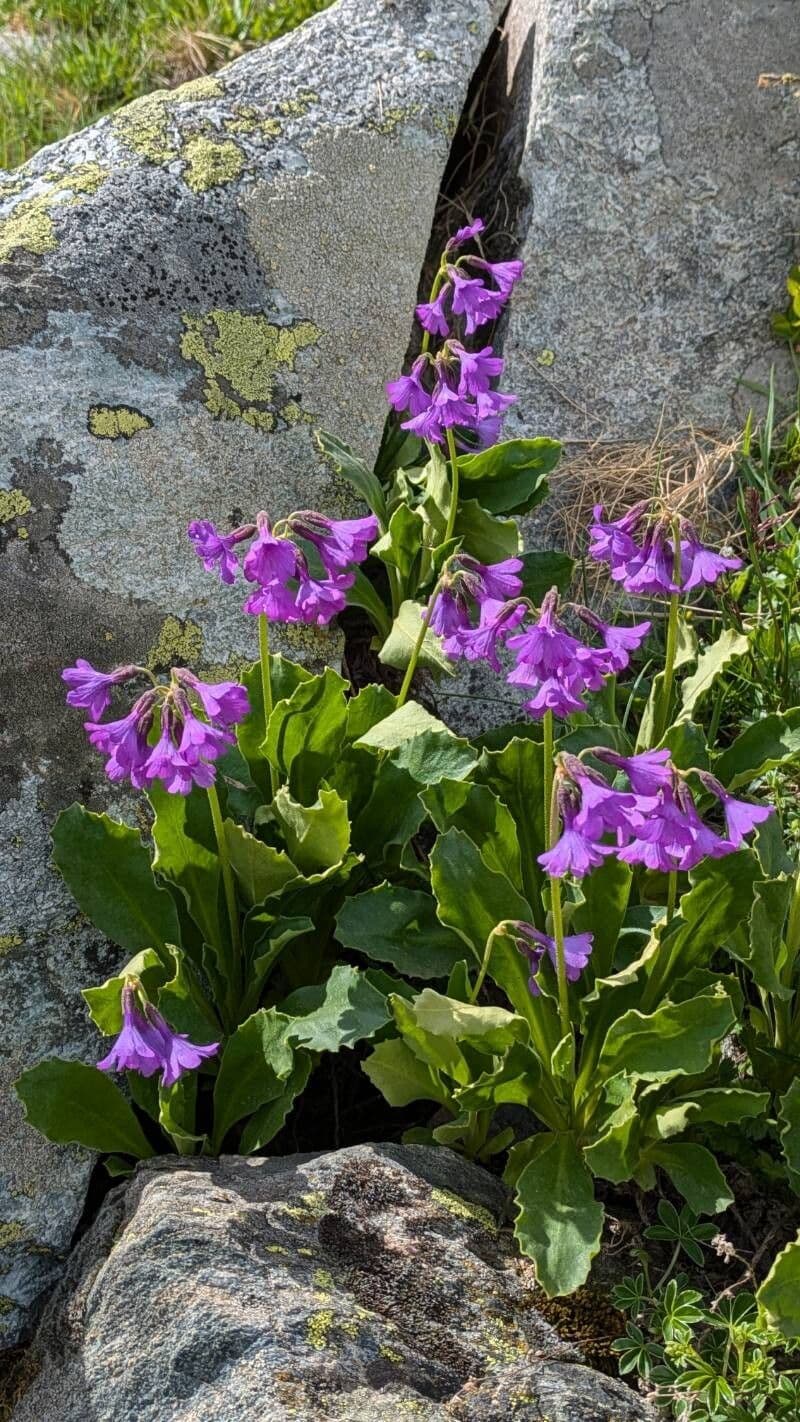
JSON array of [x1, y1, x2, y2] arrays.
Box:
[[182, 136, 245, 193], [264, 1244, 290, 1255], [481, 1315, 528, 1369], [0, 163, 107, 261], [379, 1344, 403, 1363], [173, 75, 225, 102], [16, 527, 29, 540], [87, 404, 153, 440], [431, 1187, 497, 1233], [313, 1268, 333, 1290], [0, 1222, 26, 1249], [278, 90, 318, 117], [0, 1295, 15, 1315], [146, 616, 203, 671], [306, 1309, 335, 1350], [416, 49, 437, 61], [180, 309, 319, 428], [0, 935, 24, 955], [225, 109, 282, 140], [0, 490, 32, 523], [370, 104, 421, 135]]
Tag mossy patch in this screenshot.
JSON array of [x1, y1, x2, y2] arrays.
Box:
[[430, 1187, 497, 1234], [278, 90, 318, 116], [87, 404, 153, 440], [0, 163, 107, 261], [0, 1222, 26, 1249], [225, 109, 283, 140], [0, 490, 32, 523], [306, 1308, 335, 1350], [180, 309, 319, 429], [0, 935, 24, 955], [146, 616, 203, 672], [182, 136, 245, 194]]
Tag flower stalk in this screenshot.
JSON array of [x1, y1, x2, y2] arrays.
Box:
[[258, 613, 278, 799], [397, 580, 442, 707]]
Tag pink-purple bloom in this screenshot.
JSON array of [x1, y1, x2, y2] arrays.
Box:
[[98, 983, 218, 1086], [513, 922, 594, 995], [187, 519, 244, 585], [697, 772, 774, 847], [506, 589, 612, 720], [242, 513, 299, 587], [290, 512, 379, 574], [446, 216, 486, 249], [539, 791, 613, 879], [85, 693, 157, 789], [444, 598, 527, 671], [589, 501, 742, 596], [62, 659, 137, 721]]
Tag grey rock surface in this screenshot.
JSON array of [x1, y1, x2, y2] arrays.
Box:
[[0, 0, 504, 1347], [500, 0, 800, 444], [13, 1143, 652, 1421]]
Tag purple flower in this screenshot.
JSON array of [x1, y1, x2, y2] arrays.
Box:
[[143, 709, 219, 796], [577, 610, 651, 673], [243, 579, 302, 622], [188, 519, 241, 585], [698, 774, 774, 847], [402, 401, 447, 442], [416, 287, 450, 337], [450, 341, 504, 395], [619, 523, 678, 596], [295, 570, 354, 626], [385, 355, 431, 416], [588, 503, 646, 572], [449, 268, 506, 334], [446, 217, 485, 249], [681, 531, 743, 591], [242, 513, 298, 588], [594, 747, 674, 796], [470, 257, 524, 297], [430, 371, 476, 429], [561, 756, 642, 841], [523, 675, 588, 719], [177, 672, 250, 728], [514, 922, 594, 994], [539, 795, 613, 878], [429, 585, 473, 639], [506, 590, 613, 719], [457, 555, 523, 603], [143, 1003, 218, 1088], [445, 598, 527, 671], [97, 984, 165, 1078], [62, 658, 136, 721], [177, 707, 233, 765], [291, 511, 378, 573], [85, 692, 156, 788]]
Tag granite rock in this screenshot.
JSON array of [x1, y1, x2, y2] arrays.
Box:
[[13, 1143, 652, 1422], [0, 0, 503, 1347]]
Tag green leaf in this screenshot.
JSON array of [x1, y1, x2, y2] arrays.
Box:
[[158, 1074, 204, 1151], [473, 738, 547, 922], [52, 805, 180, 953], [457, 437, 561, 515], [421, 780, 522, 887], [583, 1080, 640, 1184], [362, 1037, 449, 1107], [358, 700, 456, 750], [571, 856, 632, 981], [15, 1059, 154, 1158], [346, 568, 392, 638], [270, 785, 351, 876], [237, 655, 312, 796], [211, 1008, 294, 1151], [355, 702, 476, 785], [335, 884, 466, 979], [389, 992, 470, 1084], [371, 502, 425, 582], [452, 499, 520, 563], [82, 949, 167, 1034], [652, 1087, 770, 1138], [517, 550, 575, 605], [742, 877, 794, 1000], [643, 852, 762, 995], [411, 989, 527, 1053], [150, 782, 223, 951], [378, 600, 457, 677], [282, 964, 391, 1052], [647, 1142, 733, 1214], [315, 428, 387, 522], [660, 720, 709, 771], [757, 1233, 800, 1337], [238, 1051, 313, 1154], [264, 667, 349, 805], [598, 987, 735, 1083], [514, 1133, 603, 1296], [779, 1077, 800, 1190], [345, 684, 398, 741], [679, 630, 750, 717], [156, 946, 221, 1040], [714, 708, 800, 790], [223, 819, 298, 906]]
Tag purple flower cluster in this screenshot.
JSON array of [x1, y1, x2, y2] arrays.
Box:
[[589, 503, 743, 595], [434, 575, 651, 721], [98, 982, 218, 1086], [385, 217, 521, 448], [188, 508, 378, 627], [538, 750, 772, 879], [61, 659, 250, 794], [513, 921, 594, 995]]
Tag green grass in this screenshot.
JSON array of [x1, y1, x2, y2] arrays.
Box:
[[0, 0, 331, 170]]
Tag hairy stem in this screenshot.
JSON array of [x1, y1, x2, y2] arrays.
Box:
[[259, 613, 278, 798], [444, 426, 461, 545], [397, 581, 441, 707], [654, 588, 680, 744], [542, 709, 554, 852]]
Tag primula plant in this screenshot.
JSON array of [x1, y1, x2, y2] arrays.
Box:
[[14, 221, 800, 1360]]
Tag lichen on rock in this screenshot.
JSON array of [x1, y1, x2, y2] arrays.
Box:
[[180, 309, 320, 429], [86, 405, 153, 440], [0, 164, 108, 261]]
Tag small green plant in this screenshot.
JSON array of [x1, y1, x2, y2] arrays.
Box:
[[611, 1207, 800, 1419]]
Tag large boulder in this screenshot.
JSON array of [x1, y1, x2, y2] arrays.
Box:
[[13, 1143, 652, 1421], [500, 0, 800, 442], [0, 0, 504, 1347]]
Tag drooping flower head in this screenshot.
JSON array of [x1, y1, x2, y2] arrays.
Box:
[[62, 658, 139, 722], [696, 772, 774, 847], [512, 921, 594, 995], [428, 555, 525, 667], [412, 218, 524, 342], [588, 500, 743, 596], [98, 980, 218, 1085], [505, 588, 644, 722], [65, 655, 250, 795], [188, 504, 377, 627], [386, 339, 516, 449], [187, 519, 251, 585]]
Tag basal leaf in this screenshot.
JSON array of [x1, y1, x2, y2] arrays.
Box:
[[82, 949, 168, 1034], [223, 818, 298, 906], [15, 1059, 154, 1158], [518, 550, 574, 605], [379, 600, 457, 678], [238, 1051, 313, 1155], [281, 964, 390, 1052], [714, 708, 800, 790], [150, 782, 223, 951], [647, 1142, 733, 1214], [211, 1008, 293, 1150], [757, 1233, 800, 1337], [457, 436, 560, 515], [335, 884, 466, 979], [315, 428, 388, 523], [270, 785, 351, 876], [597, 986, 735, 1083], [514, 1133, 603, 1296], [362, 1037, 448, 1108], [452, 499, 520, 563], [264, 668, 349, 805], [52, 805, 180, 953], [679, 629, 750, 717]]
